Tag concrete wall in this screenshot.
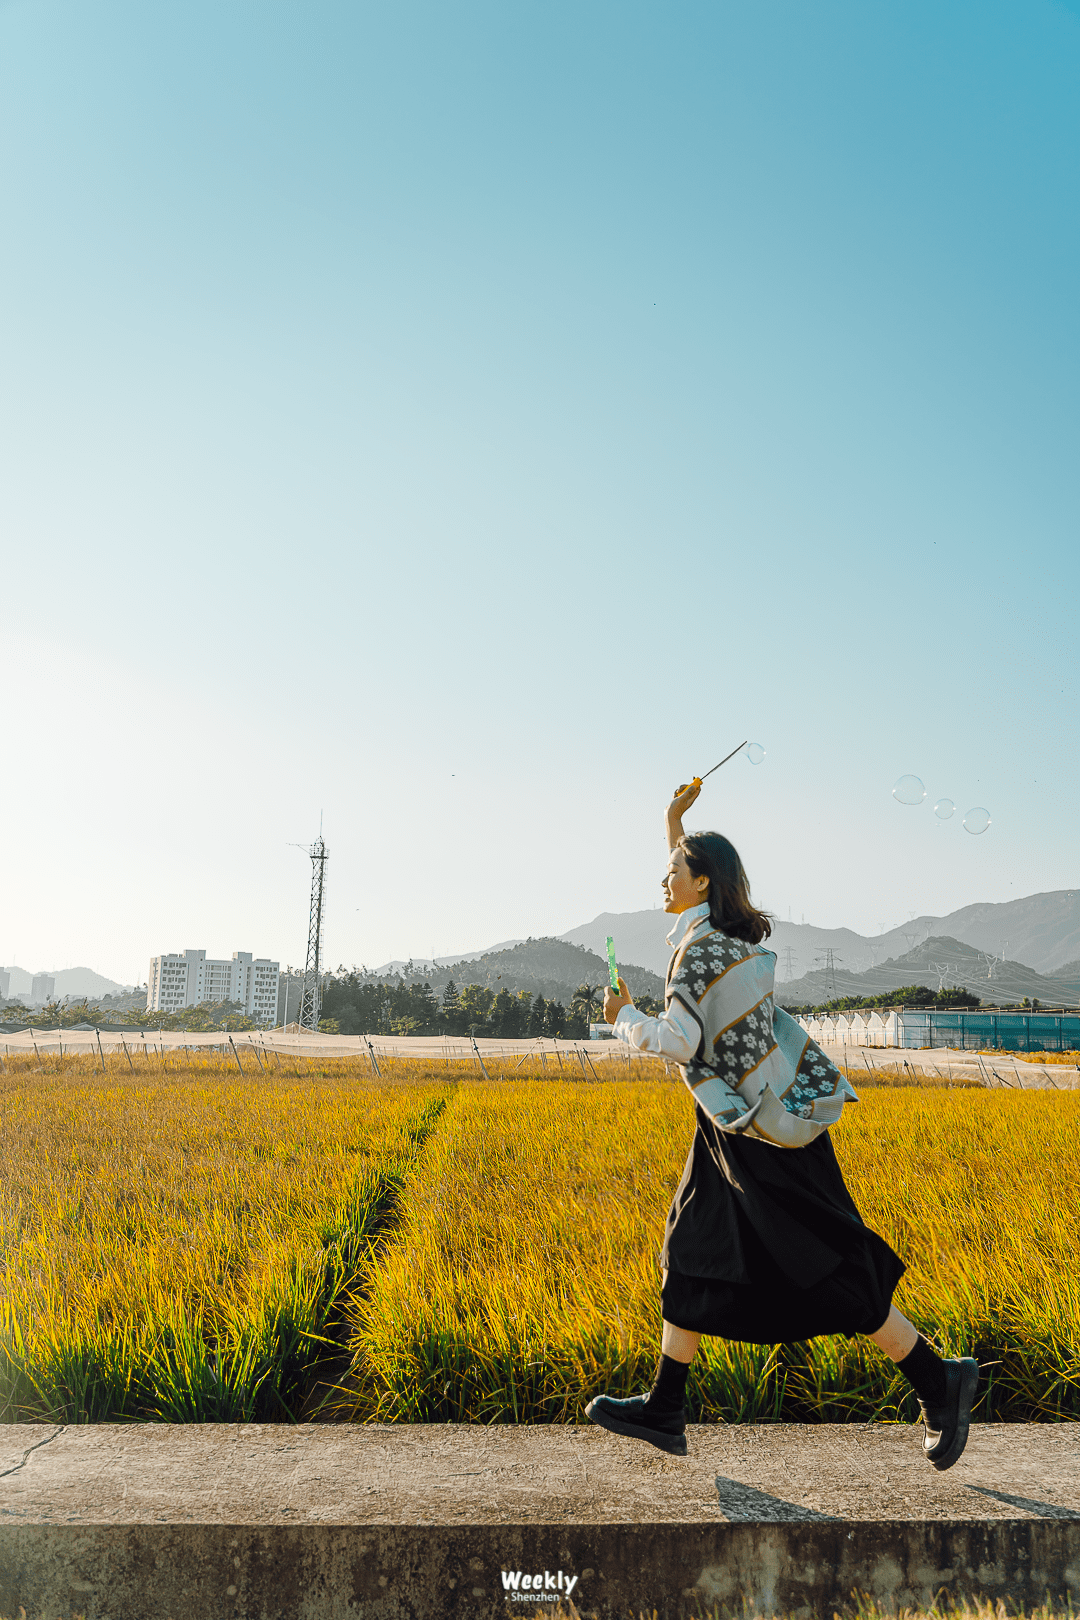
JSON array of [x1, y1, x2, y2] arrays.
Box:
[[3, 1520, 1080, 1620]]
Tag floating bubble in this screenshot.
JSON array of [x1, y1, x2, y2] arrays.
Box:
[[892, 774, 926, 806], [933, 798, 955, 820], [963, 806, 991, 835], [745, 742, 765, 765]]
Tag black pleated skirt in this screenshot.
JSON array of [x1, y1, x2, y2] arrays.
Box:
[[659, 1105, 905, 1344]]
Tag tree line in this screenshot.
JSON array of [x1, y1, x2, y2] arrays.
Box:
[[780, 984, 983, 1017], [0, 998, 260, 1032], [318, 972, 663, 1037], [0, 975, 669, 1038]]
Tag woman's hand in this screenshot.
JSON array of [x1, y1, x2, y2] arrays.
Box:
[[666, 778, 701, 850], [668, 779, 701, 816], [604, 976, 634, 1023]]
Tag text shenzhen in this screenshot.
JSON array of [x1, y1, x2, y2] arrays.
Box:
[[502, 1570, 580, 1601]]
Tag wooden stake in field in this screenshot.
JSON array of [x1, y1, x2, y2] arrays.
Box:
[[96, 1029, 107, 1075], [470, 1036, 491, 1081], [120, 1036, 134, 1073], [228, 1036, 244, 1075]]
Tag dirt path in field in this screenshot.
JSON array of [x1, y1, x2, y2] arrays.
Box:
[[298, 1086, 455, 1420]]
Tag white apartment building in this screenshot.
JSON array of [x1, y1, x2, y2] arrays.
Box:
[[147, 950, 280, 1022]]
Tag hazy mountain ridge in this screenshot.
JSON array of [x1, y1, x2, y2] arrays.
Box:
[[364, 937, 665, 1006], [774, 934, 1080, 1010], [2, 965, 134, 1001], [17, 891, 1076, 1015], [561, 890, 1079, 979]]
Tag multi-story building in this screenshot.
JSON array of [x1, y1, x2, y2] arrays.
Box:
[[147, 950, 280, 1023], [31, 973, 55, 1005]]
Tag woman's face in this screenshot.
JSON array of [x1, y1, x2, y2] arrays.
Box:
[[662, 847, 709, 915]]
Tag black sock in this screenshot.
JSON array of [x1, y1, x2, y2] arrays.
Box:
[[896, 1336, 949, 1407], [644, 1354, 690, 1415]]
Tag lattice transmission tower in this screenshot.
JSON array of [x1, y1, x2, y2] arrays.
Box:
[[815, 949, 842, 999], [299, 834, 329, 1032]]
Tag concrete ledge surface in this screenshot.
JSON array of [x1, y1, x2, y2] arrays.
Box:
[[1, 1422, 1078, 1619]]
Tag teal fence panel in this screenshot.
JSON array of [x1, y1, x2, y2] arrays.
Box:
[[898, 1011, 1080, 1051]]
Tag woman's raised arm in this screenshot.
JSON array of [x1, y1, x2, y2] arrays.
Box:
[[665, 780, 701, 851]]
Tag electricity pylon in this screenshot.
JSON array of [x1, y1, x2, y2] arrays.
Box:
[[815, 949, 842, 999], [299, 835, 328, 1032]]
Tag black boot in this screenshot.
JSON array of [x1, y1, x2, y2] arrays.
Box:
[[917, 1357, 979, 1471], [585, 1355, 689, 1457]]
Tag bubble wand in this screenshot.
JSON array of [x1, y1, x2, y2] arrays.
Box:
[[673, 740, 748, 799], [605, 936, 620, 992]]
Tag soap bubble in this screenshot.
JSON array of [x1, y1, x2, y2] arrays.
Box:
[[745, 742, 765, 765], [933, 798, 955, 820], [892, 774, 926, 806], [963, 806, 991, 835]]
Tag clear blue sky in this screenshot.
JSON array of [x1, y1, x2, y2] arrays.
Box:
[[2, 0, 1077, 983]]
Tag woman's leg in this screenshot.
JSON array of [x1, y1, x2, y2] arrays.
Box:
[[661, 1320, 702, 1364], [867, 1304, 947, 1397], [866, 1303, 978, 1471], [867, 1304, 948, 1405], [866, 1304, 918, 1361], [583, 1275, 695, 1453]]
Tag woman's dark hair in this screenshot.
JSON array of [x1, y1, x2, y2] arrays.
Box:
[[679, 831, 773, 945]]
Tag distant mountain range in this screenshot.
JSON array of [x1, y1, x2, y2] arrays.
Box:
[[2, 965, 134, 1001], [373, 888, 1078, 1013], [368, 938, 665, 1006], [15, 889, 1078, 1015], [561, 889, 1079, 980], [774, 934, 1080, 1009]]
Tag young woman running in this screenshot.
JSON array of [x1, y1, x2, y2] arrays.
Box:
[[586, 781, 977, 1468]]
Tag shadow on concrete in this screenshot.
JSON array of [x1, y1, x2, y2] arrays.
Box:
[[966, 1486, 1080, 1520], [714, 1476, 839, 1522]]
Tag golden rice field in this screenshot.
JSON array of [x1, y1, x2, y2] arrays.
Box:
[[1, 1051, 1077, 1425]]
